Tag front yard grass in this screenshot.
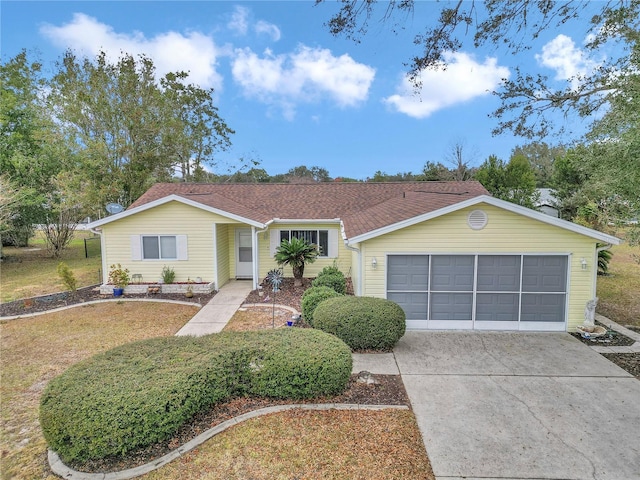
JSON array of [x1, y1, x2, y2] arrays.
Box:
[[1, 231, 102, 303], [0, 302, 197, 480], [597, 240, 640, 328], [2, 301, 434, 480]]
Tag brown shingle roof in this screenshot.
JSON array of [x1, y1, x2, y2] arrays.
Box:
[[128, 181, 489, 238]]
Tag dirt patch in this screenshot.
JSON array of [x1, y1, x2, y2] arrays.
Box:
[[224, 306, 296, 331], [601, 353, 640, 378]]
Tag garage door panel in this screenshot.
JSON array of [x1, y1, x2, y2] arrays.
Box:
[[476, 293, 519, 321], [388, 292, 427, 320], [431, 255, 474, 291], [430, 293, 473, 320], [388, 255, 429, 290], [522, 256, 567, 292], [521, 294, 565, 322], [477, 255, 520, 291]]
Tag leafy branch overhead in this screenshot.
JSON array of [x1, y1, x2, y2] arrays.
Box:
[[320, 0, 639, 138]]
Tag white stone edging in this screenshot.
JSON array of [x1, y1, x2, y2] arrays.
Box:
[[0, 299, 202, 321], [48, 404, 409, 480]]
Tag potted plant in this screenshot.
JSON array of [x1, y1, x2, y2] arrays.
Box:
[[185, 278, 194, 298], [108, 263, 130, 297]]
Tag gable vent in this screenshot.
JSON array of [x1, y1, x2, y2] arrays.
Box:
[[468, 209, 488, 230]]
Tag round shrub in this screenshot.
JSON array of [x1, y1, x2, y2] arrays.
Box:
[[39, 329, 351, 464], [301, 286, 343, 326], [312, 271, 347, 294], [313, 296, 406, 351], [245, 328, 352, 399]]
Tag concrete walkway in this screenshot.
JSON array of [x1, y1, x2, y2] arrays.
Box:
[[175, 280, 253, 336]]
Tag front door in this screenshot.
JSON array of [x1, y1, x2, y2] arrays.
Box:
[[236, 228, 253, 278]]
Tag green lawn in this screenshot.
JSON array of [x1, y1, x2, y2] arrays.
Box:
[[596, 237, 640, 328], [1, 230, 102, 303]]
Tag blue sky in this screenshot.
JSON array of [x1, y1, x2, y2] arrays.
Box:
[[2, 1, 600, 179]]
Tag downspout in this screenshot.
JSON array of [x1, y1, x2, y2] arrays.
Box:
[[90, 227, 107, 284], [253, 220, 274, 290], [592, 243, 612, 298], [341, 221, 362, 296]]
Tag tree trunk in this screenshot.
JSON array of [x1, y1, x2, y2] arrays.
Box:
[[293, 265, 304, 287]]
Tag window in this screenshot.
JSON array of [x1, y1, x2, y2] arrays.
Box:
[[142, 235, 177, 260], [279, 229, 329, 257]]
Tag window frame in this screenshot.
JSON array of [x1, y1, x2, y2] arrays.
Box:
[[141, 235, 178, 260], [279, 229, 329, 258]]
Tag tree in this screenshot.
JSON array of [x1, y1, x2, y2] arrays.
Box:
[[48, 50, 233, 214], [321, 1, 639, 138], [422, 161, 452, 181], [474, 154, 538, 208], [444, 140, 476, 181], [0, 52, 63, 246], [274, 237, 319, 287], [368, 170, 421, 182], [512, 142, 566, 187]]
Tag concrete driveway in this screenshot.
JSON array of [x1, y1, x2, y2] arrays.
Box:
[[394, 332, 640, 480]]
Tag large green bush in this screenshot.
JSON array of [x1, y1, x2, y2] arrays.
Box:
[[313, 296, 406, 351], [311, 271, 347, 294], [40, 329, 351, 463], [301, 286, 343, 326]]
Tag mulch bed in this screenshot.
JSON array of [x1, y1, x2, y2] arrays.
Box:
[[0, 285, 215, 317], [68, 374, 409, 474], [569, 319, 637, 347]]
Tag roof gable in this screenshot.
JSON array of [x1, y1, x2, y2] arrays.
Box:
[[348, 195, 621, 245]]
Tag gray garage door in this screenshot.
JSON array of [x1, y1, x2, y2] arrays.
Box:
[[387, 254, 567, 331]]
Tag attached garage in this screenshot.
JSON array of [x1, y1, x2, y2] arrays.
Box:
[[387, 254, 568, 331], [352, 197, 621, 333]]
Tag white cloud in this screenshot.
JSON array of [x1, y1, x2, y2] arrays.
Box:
[[536, 34, 598, 88], [384, 51, 509, 119], [228, 6, 249, 36], [232, 45, 375, 119], [40, 13, 223, 90], [255, 20, 281, 42]]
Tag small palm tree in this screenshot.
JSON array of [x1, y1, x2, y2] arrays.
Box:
[[274, 237, 318, 287]]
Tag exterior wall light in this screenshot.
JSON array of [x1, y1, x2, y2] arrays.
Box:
[[581, 258, 587, 270], [372, 257, 377, 269]]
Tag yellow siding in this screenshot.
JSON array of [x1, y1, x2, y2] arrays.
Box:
[[101, 201, 240, 284], [362, 204, 597, 330], [256, 223, 353, 280], [216, 224, 230, 288]]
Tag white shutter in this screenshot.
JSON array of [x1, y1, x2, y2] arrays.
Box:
[[328, 229, 339, 258], [131, 235, 142, 260], [177, 235, 188, 260], [270, 229, 280, 256]]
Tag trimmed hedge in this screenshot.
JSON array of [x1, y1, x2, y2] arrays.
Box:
[[301, 286, 343, 326], [39, 329, 351, 463], [313, 296, 406, 351]]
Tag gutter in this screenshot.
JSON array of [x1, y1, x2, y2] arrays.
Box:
[[253, 220, 274, 290]]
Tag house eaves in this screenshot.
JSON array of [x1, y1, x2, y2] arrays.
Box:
[[347, 195, 621, 245], [87, 194, 266, 229]]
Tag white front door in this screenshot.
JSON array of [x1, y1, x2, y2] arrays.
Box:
[[236, 228, 253, 278]]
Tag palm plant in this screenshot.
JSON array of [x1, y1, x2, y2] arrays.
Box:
[[274, 237, 318, 287]]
